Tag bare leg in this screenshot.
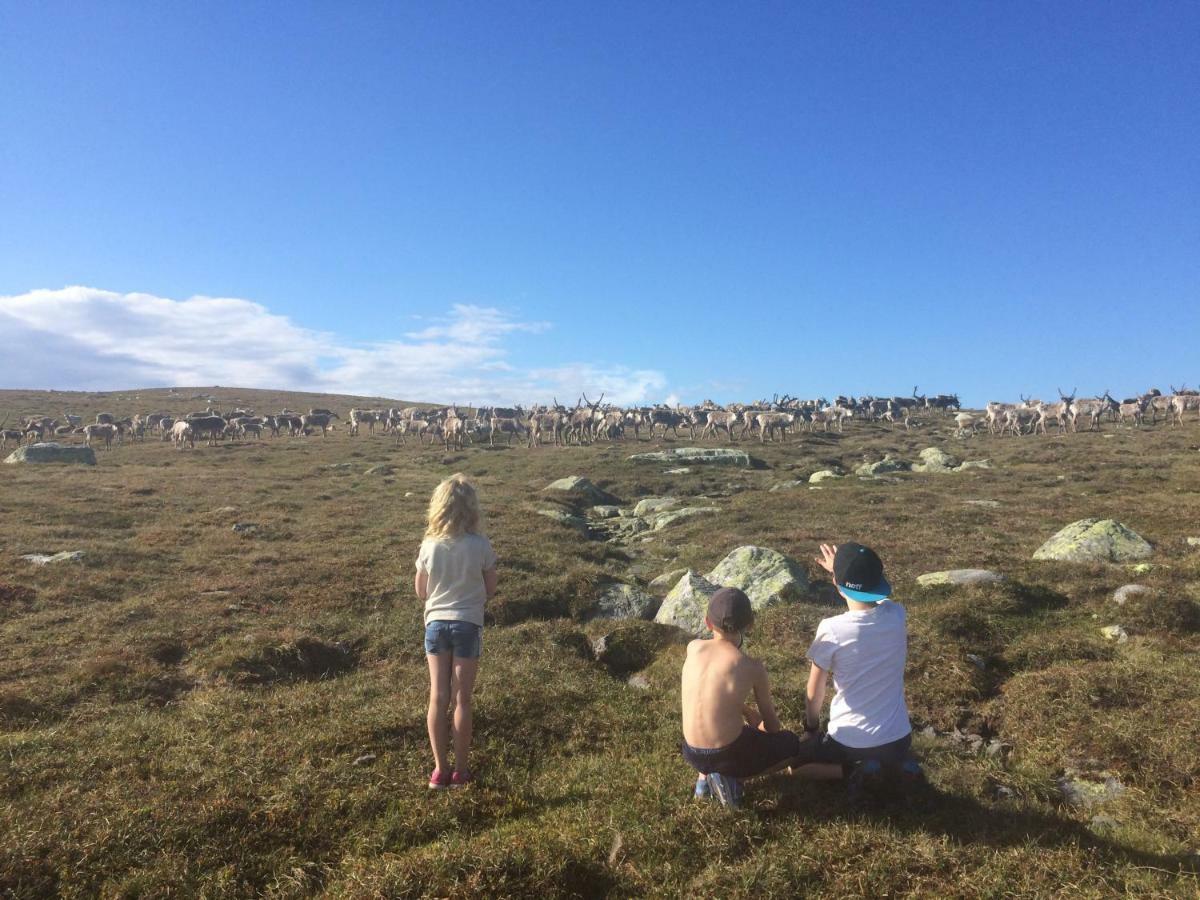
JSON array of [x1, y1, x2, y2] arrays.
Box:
[[426, 653, 453, 774], [451, 657, 479, 774]]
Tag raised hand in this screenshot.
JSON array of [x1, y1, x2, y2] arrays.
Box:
[[815, 543, 837, 575]]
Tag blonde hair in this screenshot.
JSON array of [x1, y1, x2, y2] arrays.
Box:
[[425, 473, 483, 539]]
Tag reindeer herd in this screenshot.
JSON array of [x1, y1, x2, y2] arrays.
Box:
[[2, 384, 1196, 455]]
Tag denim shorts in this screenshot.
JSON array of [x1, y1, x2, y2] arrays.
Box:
[[424, 620, 483, 658]]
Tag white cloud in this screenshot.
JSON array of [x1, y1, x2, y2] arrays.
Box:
[[0, 286, 667, 406]]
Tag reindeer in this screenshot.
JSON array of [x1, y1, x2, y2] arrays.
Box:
[[700, 409, 741, 442], [1169, 385, 1200, 425]]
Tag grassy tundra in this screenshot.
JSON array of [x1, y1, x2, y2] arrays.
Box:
[[1, 387, 1198, 897]]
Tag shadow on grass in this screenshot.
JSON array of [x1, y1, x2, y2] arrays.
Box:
[[758, 776, 1198, 877]]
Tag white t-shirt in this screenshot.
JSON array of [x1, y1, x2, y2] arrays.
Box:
[[806, 600, 911, 748], [415, 533, 497, 627]]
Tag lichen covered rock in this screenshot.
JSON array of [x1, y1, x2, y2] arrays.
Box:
[[543, 476, 616, 505], [705, 545, 809, 609], [916, 569, 1006, 587], [654, 571, 720, 634], [912, 447, 959, 473], [629, 448, 752, 467], [584, 583, 660, 622], [855, 455, 911, 476], [4, 442, 97, 466], [1033, 519, 1153, 563]]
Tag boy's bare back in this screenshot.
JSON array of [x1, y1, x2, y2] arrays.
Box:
[[680, 638, 767, 749]]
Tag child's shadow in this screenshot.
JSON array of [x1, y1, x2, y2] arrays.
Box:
[[757, 776, 1196, 876]]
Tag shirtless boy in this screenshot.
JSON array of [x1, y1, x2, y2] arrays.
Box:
[[680, 587, 803, 806]]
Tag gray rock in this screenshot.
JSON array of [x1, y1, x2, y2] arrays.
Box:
[[212, 506, 239, 515], [808, 469, 843, 484], [649, 568, 689, 594], [352, 753, 377, 766], [324, 462, 354, 470], [1112, 584, 1150, 606], [543, 476, 617, 505], [4, 442, 97, 466], [955, 459, 992, 471], [633, 497, 679, 518], [963, 499, 1001, 508], [600, 516, 649, 539], [769, 480, 805, 491], [647, 506, 720, 531], [984, 739, 1009, 760], [705, 545, 810, 609], [1034, 519, 1153, 563], [1100, 624, 1129, 643], [663, 467, 692, 475], [626, 673, 651, 690], [916, 569, 1006, 587], [231, 522, 260, 534], [585, 583, 660, 622], [629, 448, 752, 467], [655, 571, 721, 634], [912, 447, 959, 473], [22, 550, 85, 565], [966, 653, 987, 670], [589, 505, 622, 519], [995, 785, 1017, 801], [854, 455, 911, 476], [1186, 537, 1200, 548], [1057, 775, 1126, 809], [536, 508, 591, 535], [364, 464, 395, 476]]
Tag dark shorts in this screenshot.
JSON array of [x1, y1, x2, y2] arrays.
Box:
[[800, 731, 913, 776], [424, 620, 482, 658], [681, 726, 802, 779]]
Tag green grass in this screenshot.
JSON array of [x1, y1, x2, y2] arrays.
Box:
[[1, 386, 1198, 897]]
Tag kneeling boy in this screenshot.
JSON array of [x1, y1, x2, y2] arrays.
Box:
[[680, 587, 803, 806]]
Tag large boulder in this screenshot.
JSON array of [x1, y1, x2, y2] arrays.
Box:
[[916, 569, 1006, 587], [1033, 519, 1153, 563], [655, 571, 720, 634], [705, 546, 809, 609], [912, 447, 959, 473], [855, 455, 911, 476], [543, 476, 617, 505], [584, 583, 660, 622], [629, 448, 752, 467], [4, 443, 96, 466]]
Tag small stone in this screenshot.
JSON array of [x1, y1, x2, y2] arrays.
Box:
[[963, 499, 1001, 508], [809, 469, 843, 484], [1112, 584, 1150, 606], [324, 462, 354, 470], [232, 523, 260, 534], [404, 492, 414, 497], [955, 460, 992, 471], [919, 725, 937, 739], [663, 467, 692, 475], [352, 753, 377, 766], [917, 569, 1006, 587], [590, 505, 621, 519], [995, 785, 1017, 801], [966, 653, 987, 670], [769, 480, 806, 491], [1089, 815, 1119, 833], [984, 739, 1008, 760], [626, 673, 651, 690], [364, 464, 395, 476], [1186, 537, 1200, 548], [1057, 775, 1126, 809], [1100, 624, 1128, 643]]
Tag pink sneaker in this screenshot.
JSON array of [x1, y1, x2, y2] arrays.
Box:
[[428, 769, 451, 789], [451, 770, 473, 787]]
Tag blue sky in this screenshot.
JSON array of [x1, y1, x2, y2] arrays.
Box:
[[2, 2, 1197, 405]]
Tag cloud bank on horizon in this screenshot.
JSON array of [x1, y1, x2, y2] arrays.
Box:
[[0, 287, 667, 406]]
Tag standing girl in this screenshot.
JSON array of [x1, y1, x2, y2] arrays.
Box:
[[415, 474, 498, 788]]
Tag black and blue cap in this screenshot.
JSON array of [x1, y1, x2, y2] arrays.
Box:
[[833, 543, 891, 603]]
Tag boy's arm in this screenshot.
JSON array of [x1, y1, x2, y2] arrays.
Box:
[[483, 566, 498, 599], [752, 662, 784, 733], [414, 570, 429, 601], [805, 663, 827, 732]]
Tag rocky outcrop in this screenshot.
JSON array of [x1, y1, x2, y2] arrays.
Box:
[[4, 443, 97, 465], [543, 476, 617, 505], [647, 506, 720, 531], [629, 448, 752, 467], [633, 497, 679, 518], [808, 469, 843, 484], [1033, 519, 1153, 563], [584, 583, 660, 622], [855, 455, 911, 476]]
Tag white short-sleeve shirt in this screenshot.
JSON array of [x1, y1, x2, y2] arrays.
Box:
[[416, 533, 497, 627], [806, 600, 911, 748]]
